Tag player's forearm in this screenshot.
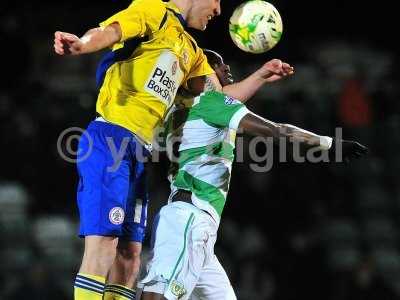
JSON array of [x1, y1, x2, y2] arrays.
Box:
[[240, 113, 332, 149], [277, 123, 332, 150], [79, 26, 121, 54], [222, 72, 266, 102]]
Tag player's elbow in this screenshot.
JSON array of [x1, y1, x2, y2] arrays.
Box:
[[104, 23, 122, 45]]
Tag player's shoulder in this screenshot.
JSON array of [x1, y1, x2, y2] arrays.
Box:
[[128, 0, 165, 9], [199, 91, 225, 100], [184, 31, 201, 49], [189, 92, 239, 120], [128, 0, 167, 19], [198, 91, 242, 106]]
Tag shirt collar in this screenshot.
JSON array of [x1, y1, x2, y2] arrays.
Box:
[[164, 0, 187, 28]]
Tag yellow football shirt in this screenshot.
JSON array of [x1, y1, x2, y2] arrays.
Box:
[[96, 0, 214, 144]]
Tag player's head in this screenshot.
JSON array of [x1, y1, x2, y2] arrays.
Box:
[[183, 0, 221, 30], [204, 49, 233, 86]]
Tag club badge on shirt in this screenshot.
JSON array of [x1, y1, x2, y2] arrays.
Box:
[[224, 96, 241, 105]]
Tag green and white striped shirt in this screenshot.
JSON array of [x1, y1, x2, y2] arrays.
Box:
[[166, 91, 249, 224]]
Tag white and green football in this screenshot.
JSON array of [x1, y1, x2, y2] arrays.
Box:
[[229, 0, 283, 54]]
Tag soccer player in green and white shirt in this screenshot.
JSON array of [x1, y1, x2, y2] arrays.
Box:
[[139, 50, 368, 300]]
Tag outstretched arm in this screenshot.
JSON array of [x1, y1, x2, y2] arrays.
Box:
[[54, 24, 122, 56], [186, 59, 294, 100], [240, 113, 329, 148], [222, 59, 294, 102], [239, 113, 368, 161]]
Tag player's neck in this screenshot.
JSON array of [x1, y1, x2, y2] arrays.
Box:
[[170, 0, 190, 20]]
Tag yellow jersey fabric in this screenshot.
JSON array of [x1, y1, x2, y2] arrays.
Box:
[[96, 0, 214, 144]]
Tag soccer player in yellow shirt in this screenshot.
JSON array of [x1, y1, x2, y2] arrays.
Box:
[[53, 0, 293, 299]]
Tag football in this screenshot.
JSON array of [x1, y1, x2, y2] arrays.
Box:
[[229, 0, 283, 54]]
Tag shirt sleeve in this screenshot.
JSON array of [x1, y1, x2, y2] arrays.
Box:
[[99, 0, 166, 42], [195, 91, 249, 130]]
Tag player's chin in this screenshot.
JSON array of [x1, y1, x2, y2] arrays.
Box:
[[200, 24, 207, 31], [188, 22, 206, 31], [199, 19, 208, 31]]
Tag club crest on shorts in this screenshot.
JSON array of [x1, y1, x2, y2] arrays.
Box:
[[109, 207, 125, 225], [170, 280, 186, 298]]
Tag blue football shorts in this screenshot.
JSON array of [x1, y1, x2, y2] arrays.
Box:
[[76, 120, 150, 242]]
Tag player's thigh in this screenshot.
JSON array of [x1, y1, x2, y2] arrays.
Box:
[[82, 235, 119, 262], [140, 203, 209, 300], [192, 255, 236, 300], [79, 235, 118, 274]]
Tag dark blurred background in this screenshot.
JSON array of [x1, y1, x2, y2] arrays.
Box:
[[0, 0, 399, 299]]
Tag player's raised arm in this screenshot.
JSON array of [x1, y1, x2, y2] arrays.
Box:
[[239, 112, 368, 162], [54, 0, 166, 56], [222, 59, 294, 102], [54, 24, 122, 56], [187, 59, 294, 99]]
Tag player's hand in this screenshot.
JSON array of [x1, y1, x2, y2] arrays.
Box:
[[54, 31, 84, 55], [328, 139, 369, 163], [258, 59, 294, 83]]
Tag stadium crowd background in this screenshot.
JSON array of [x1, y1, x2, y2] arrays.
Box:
[[0, 1, 398, 299]]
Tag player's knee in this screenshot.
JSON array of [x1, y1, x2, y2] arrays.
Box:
[[84, 237, 118, 265], [119, 247, 140, 260], [87, 236, 118, 253], [117, 241, 142, 260], [81, 236, 119, 273]]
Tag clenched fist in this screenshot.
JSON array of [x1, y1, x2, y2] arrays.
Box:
[[54, 31, 84, 55], [257, 59, 294, 83]]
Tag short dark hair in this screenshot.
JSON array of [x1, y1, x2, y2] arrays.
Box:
[[203, 49, 223, 67]]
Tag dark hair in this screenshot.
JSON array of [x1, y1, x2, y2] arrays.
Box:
[[203, 49, 223, 67]]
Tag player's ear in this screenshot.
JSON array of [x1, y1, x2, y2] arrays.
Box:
[[187, 76, 206, 96]]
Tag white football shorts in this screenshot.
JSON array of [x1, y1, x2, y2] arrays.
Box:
[[138, 201, 236, 300]]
